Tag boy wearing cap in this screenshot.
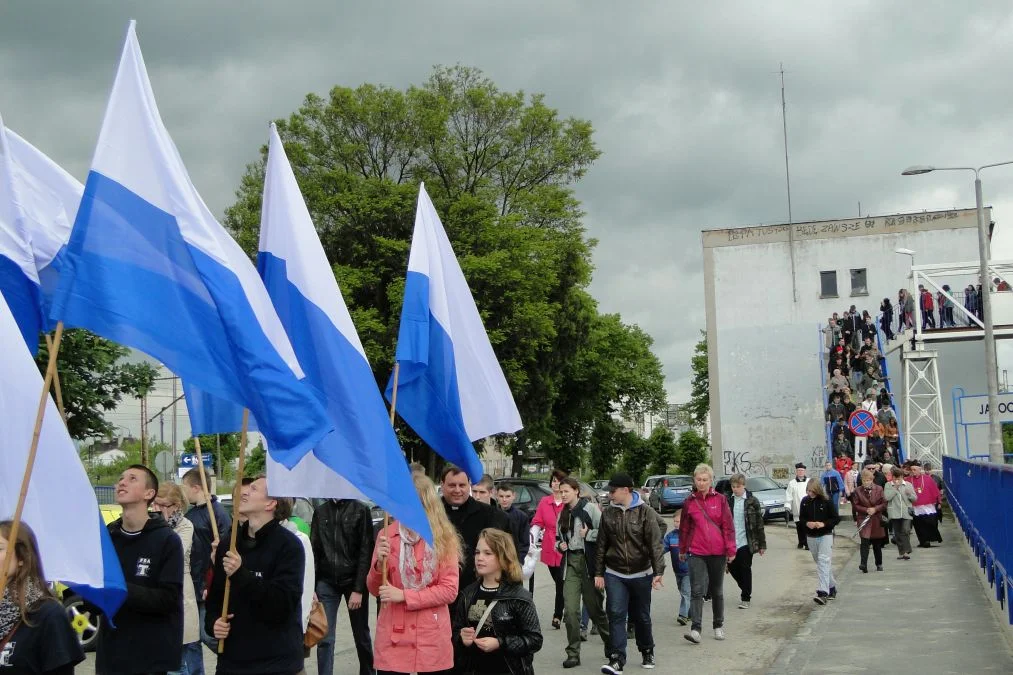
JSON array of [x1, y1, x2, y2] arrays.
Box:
[[595, 473, 665, 674]]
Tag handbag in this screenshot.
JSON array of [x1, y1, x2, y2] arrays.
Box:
[[303, 598, 328, 649]]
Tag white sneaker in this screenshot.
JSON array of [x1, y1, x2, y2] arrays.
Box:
[[683, 629, 701, 644], [714, 627, 726, 641], [738, 601, 749, 609]]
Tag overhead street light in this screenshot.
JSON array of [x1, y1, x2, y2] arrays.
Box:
[[901, 161, 1013, 464]]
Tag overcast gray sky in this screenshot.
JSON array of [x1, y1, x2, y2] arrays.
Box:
[[4, 0, 1013, 403]]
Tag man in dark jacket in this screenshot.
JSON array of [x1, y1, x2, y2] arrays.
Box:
[[496, 482, 531, 561], [311, 499, 375, 675], [593, 473, 665, 674], [726, 474, 766, 610], [182, 467, 232, 655], [206, 475, 305, 675], [98, 465, 183, 675], [441, 466, 510, 592]]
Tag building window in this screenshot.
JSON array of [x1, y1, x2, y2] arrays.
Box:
[[850, 268, 868, 296], [820, 270, 838, 298]]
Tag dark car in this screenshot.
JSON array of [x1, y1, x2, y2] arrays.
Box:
[[647, 475, 694, 513], [714, 475, 789, 522], [493, 477, 598, 517]]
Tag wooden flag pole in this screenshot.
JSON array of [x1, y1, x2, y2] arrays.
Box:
[[0, 321, 64, 601], [218, 408, 249, 654], [193, 437, 220, 544], [44, 333, 68, 425], [380, 363, 400, 587]]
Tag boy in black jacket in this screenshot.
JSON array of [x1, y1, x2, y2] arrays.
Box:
[[97, 465, 184, 675], [206, 475, 305, 675]]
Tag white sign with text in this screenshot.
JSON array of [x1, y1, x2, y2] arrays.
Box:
[[958, 392, 1013, 424]]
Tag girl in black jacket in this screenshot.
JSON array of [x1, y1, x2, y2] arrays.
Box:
[[454, 529, 543, 675], [798, 480, 841, 605]]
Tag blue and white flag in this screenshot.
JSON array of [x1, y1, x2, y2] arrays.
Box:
[[50, 22, 332, 465], [0, 121, 82, 352], [0, 289, 126, 619], [386, 184, 522, 481], [258, 125, 431, 539]]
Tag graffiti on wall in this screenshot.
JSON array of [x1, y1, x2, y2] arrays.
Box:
[[723, 451, 793, 481]]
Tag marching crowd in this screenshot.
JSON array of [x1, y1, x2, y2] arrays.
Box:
[[0, 460, 787, 675]]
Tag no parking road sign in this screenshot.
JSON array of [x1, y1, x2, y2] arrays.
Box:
[[848, 409, 876, 437]]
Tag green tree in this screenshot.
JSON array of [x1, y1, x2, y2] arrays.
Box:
[[647, 425, 678, 475], [687, 331, 709, 430], [182, 434, 242, 478], [243, 441, 267, 478], [675, 429, 709, 474], [85, 439, 171, 485], [620, 433, 653, 485], [36, 330, 158, 440]]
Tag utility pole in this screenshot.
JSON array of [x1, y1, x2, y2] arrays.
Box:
[[140, 394, 148, 465], [780, 62, 798, 303], [159, 412, 164, 445], [171, 376, 178, 463]]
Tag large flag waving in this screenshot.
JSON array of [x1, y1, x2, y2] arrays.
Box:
[[0, 120, 82, 352], [0, 289, 126, 619], [386, 184, 522, 481], [51, 22, 331, 464], [258, 124, 430, 539]]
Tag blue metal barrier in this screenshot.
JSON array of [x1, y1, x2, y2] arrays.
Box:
[[818, 323, 832, 459], [943, 456, 1013, 624]]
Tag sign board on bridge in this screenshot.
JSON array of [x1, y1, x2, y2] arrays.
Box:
[[848, 410, 876, 437], [179, 453, 214, 468], [957, 392, 1013, 425]]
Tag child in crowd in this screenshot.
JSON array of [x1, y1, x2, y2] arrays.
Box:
[[662, 508, 691, 626]]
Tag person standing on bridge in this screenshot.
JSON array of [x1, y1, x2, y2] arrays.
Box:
[[906, 461, 942, 548], [799, 479, 840, 605], [785, 463, 810, 550]]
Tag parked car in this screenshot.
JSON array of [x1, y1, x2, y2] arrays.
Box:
[[493, 477, 598, 517], [589, 480, 610, 506], [713, 475, 789, 522], [641, 475, 670, 498], [646, 475, 694, 513]]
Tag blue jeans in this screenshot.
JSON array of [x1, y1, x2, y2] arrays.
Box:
[[168, 641, 203, 675], [604, 573, 654, 664], [581, 604, 589, 630], [675, 573, 690, 618], [316, 579, 374, 675], [198, 602, 216, 651]]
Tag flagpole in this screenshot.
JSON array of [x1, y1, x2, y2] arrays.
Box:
[[193, 437, 220, 544], [44, 333, 68, 425], [218, 408, 249, 654], [0, 321, 64, 601], [380, 363, 400, 587]]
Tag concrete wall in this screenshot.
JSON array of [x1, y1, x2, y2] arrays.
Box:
[[703, 208, 982, 479]]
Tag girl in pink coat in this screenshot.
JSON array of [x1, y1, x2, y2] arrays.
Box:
[[529, 469, 568, 629], [368, 473, 462, 674]]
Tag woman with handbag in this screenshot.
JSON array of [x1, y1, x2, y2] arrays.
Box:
[[453, 529, 542, 675], [884, 466, 916, 560], [0, 520, 84, 674], [851, 469, 887, 573], [368, 474, 462, 675]]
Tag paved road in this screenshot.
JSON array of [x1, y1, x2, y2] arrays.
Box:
[[769, 517, 1013, 674], [78, 520, 842, 674]]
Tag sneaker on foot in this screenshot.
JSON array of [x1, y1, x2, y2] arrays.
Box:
[[738, 601, 750, 609], [714, 627, 726, 641], [676, 615, 689, 626], [642, 651, 655, 669], [828, 587, 837, 600], [703, 595, 712, 603], [684, 629, 701, 644], [563, 656, 581, 669], [601, 657, 624, 675], [814, 593, 827, 606], [876, 565, 883, 571], [591, 625, 599, 636], [581, 628, 588, 641]]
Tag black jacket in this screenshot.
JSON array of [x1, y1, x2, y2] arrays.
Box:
[[452, 580, 542, 675], [726, 491, 767, 554], [594, 498, 665, 578], [205, 518, 305, 675], [97, 514, 183, 675], [445, 497, 511, 590], [502, 505, 531, 561], [185, 494, 232, 598], [311, 499, 374, 593], [798, 496, 841, 538]]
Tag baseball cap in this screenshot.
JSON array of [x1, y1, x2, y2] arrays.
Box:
[[607, 473, 635, 489]]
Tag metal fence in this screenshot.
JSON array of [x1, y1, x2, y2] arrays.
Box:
[[944, 456, 1013, 624]]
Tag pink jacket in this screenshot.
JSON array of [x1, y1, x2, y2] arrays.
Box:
[[679, 489, 736, 558], [531, 494, 565, 567], [366, 523, 459, 673]]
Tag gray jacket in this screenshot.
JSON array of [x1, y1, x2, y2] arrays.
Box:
[[884, 481, 916, 520], [555, 498, 601, 553]]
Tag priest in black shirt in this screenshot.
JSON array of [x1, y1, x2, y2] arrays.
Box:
[[440, 466, 510, 592]]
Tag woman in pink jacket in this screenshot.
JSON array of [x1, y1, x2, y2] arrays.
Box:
[[529, 469, 568, 629], [368, 473, 462, 674], [678, 463, 736, 646]]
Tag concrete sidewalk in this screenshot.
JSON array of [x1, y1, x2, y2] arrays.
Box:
[[769, 518, 1013, 674]]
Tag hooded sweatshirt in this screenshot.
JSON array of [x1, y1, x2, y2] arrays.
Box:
[[97, 514, 183, 675]]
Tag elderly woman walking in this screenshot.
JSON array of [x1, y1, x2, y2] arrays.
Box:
[[851, 469, 888, 573], [884, 466, 916, 560], [799, 479, 840, 605]]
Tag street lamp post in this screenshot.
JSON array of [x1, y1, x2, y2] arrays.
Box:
[[902, 162, 1013, 464]]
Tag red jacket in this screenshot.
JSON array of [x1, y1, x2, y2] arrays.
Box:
[[921, 290, 934, 310], [530, 494, 565, 567], [679, 489, 736, 558]]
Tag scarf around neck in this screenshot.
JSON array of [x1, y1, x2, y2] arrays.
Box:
[[0, 578, 44, 640], [398, 524, 436, 591]]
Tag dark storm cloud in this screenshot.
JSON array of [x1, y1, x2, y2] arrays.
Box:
[[5, 0, 1013, 400]]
